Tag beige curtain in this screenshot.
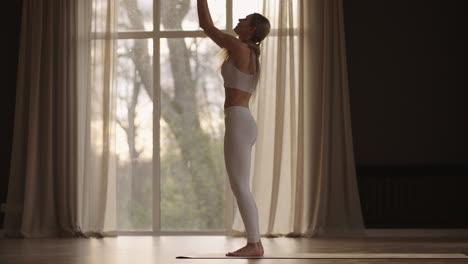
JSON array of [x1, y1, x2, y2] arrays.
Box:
[[4, 0, 118, 238], [76, 0, 119, 237], [4, 0, 80, 238], [230, 0, 366, 238]]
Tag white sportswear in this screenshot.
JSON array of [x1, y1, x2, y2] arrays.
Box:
[[224, 106, 260, 243]]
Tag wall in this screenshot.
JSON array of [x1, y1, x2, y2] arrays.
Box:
[[0, 0, 22, 228], [343, 0, 467, 166], [343, 0, 468, 227]]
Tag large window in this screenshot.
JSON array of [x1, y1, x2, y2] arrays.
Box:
[[115, 0, 263, 235]]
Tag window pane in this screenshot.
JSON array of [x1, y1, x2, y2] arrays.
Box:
[[160, 0, 226, 31], [233, 0, 262, 27], [116, 39, 154, 231], [234, 1, 300, 30], [118, 0, 153, 31], [160, 37, 225, 231]]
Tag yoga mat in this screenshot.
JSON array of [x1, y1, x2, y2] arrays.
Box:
[[176, 252, 468, 259]]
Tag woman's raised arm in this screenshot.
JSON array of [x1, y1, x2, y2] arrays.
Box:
[[197, 0, 242, 51]]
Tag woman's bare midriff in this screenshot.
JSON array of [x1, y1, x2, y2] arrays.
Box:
[[224, 87, 251, 109]]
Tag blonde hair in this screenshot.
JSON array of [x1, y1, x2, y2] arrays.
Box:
[[217, 13, 271, 97]]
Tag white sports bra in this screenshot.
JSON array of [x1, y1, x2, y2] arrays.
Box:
[[221, 57, 258, 94]]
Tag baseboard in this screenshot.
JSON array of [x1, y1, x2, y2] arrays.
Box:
[[1, 228, 466, 239], [365, 228, 468, 238]]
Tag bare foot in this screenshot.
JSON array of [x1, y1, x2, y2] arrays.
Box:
[[226, 241, 264, 257]]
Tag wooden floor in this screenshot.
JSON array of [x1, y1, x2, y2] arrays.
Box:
[[0, 236, 467, 264]]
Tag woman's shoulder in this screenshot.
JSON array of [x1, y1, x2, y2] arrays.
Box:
[[229, 44, 252, 62]]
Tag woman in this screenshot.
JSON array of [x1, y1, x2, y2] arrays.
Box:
[[197, 0, 270, 257]]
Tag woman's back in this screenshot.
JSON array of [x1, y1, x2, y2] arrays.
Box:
[[222, 45, 258, 109]]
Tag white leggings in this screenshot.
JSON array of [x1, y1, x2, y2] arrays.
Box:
[[224, 106, 260, 243]]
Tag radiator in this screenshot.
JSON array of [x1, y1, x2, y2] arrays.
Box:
[[356, 165, 468, 228]]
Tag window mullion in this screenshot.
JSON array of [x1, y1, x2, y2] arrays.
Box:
[[227, 0, 233, 30], [153, 0, 161, 235], [225, 0, 234, 238]]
